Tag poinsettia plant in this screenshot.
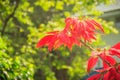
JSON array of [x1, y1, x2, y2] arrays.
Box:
[[37, 17, 120, 80]]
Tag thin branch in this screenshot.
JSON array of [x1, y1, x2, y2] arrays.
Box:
[[80, 40, 95, 51], [1, 0, 20, 36]]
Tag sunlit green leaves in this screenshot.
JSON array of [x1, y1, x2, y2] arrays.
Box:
[[0, 37, 7, 49], [0, 38, 34, 80], [55, 1, 64, 10], [35, 0, 55, 11]]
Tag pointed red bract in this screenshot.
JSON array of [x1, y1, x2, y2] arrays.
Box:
[[99, 52, 116, 68], [103, 67, 120, 80], [102, 56, 116, 68], [90, 19, 104, 32], [87, 74, 101, 80], [36, 35, 55, 48], [109, 42, 120, 58], [87, 57, 98, 73]]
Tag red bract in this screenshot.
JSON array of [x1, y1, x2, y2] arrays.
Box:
[[109, 42, 120, 58], [87, 57, 98, 73], [100, 52, 116, 68], [103, 67, 120, 80], [87, 74, 101, 80], [37, 17, 104, 51], [87, 50, 116, 73]]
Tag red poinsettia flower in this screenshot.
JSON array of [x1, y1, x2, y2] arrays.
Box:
[[37, 17, 104, 51], [109, 42, 120, 58]]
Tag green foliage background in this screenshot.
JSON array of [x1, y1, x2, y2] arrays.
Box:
[[0, 0, 118, 80]]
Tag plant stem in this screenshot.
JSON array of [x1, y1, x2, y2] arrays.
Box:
[[80, 40, 95, 51], [1, 0, 20, 36]]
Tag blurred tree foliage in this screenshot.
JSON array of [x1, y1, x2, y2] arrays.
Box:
[[0, 0, 118, 80]]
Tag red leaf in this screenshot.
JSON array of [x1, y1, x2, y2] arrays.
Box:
[[87, 57, 98, 73], [99, 52, 116, 68], [85, 20, 95, 30], [109, 42, 120, 58], [64, 17, 74, 31], [111, 42, 120, 49], [90, 19, 104, 32], [53, 39, 63, 50], [48, 35, 57, 51], [87, 74, 101, 80], [95, 67, 111, 73], [106, 56, 116, 65], [103, 70, 113, 80], [104, 67, 120, 80], [36, 35, 55, 48]]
